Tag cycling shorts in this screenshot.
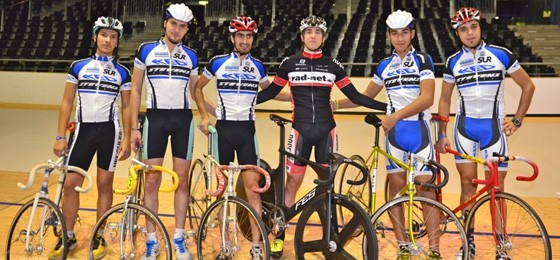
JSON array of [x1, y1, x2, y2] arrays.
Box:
[[453, 116, 508, 170], [385, 120, 434, 175], [143, 109, 194, 160], [67, 121, 121, 172], [216, 120, 259, 165], [286, 120, 338, 175]]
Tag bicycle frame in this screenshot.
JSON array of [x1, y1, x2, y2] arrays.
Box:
[[363, 113, 448, 250], [265, 114, 368, 236], [16, 156, 91, 254], [444, 148, 539, 245]]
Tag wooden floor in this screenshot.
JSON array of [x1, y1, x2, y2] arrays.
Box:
[[1, 107, 559, 259]]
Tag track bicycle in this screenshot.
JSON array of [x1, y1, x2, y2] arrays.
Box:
[[87, 115, 179, 260], [340, 113, 468, 259], [442, 148, 551, 259], [186, 124, 218, 239], [196, 156, 272, 259], [5, 122, 92, 259], [235, 114, 378, 259]]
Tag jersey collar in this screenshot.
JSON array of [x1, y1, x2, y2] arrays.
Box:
[[231, 52, 252, 60], [94, 54, 113, 62], [391, 47, 416, 61], [462, 40, 486, 54], [302, 49, 323, 59]]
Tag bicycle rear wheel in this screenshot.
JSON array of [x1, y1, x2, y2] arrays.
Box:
[[88, 203, 172, 260], [197, 196, 271, 259], [6, 198, 67, 260], [294, 193, 378, 259], [371, 196, 467, 259], [187, 158, 209, 234], [464, 192, 551, 259]]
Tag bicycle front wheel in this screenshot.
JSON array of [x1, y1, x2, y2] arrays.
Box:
[[337, 154, 371, 215], [294, 193, 378, 259], [88, 203, 172, 260], [197, 196, 271, 259], [187, 158, 209, 234], [371, 196, 467, 259], [6, 198, 67, 260], [465, 192, 551, 259]]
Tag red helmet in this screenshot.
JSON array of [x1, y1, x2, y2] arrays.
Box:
[[229, 16, 258, 33], [451, 7, 481, 29]]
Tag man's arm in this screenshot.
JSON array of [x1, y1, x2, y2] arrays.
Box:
[[336, 81, 384, 110], [53, 82, 77, 157], [129, 66, 145, 151], [119, 90, 132, 160], [339, 83, 387, 111], [256, 81, 283, 104], [435, 80, 455, 153], [508, 67, 535, 125], [193, 75, 214, 134], [260, 79, 291, 101]]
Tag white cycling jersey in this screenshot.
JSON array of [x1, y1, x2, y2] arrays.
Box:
[[443, 41, 521, 119], [373, 48, 435, 121], [203, 52, 267, 121], [134, 39, 199, 109], [67, 55, 131, 122]]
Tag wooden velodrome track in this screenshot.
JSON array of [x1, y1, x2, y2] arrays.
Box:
[[1, 107, 559, 258]]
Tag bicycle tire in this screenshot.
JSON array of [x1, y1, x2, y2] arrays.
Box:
[[294, 193, 378, 259], [371, 196, 467, 259], [337, 154, 371, 213], [197, 196, 271, 259], [187, 158, 208, 233], [6, 198, 67, 260], [464, 192, 551, 259], [88, 203, 172, 260]]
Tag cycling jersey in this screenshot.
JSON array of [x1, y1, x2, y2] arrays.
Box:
[[373, 48, 434, 121], [67, 55, 131, 123], [259, 50, 386, 123], [134, 39, 199, 109], [443, 41, 521, 119], [203, 52, 267, 121]]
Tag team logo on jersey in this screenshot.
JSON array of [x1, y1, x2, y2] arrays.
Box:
[[243, 66, 255, 73], [82, 74, 118, 83], [154, 52, 168, 57], [478, 56, 492, 63], [299, 59, 306, 64], [222, 73, 257, 80], [403, 60, 415, 67], [387, 68, 417, 77], [289, 73, 332, 83], [173, 53, 186, 60], [457, 65, 496, 74], [460, 59, 474, 66], [151, 59, 189, 66], [103, 69, 116, 76]]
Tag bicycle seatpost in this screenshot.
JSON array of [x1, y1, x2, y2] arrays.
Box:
[[365, 113, 382, 147]]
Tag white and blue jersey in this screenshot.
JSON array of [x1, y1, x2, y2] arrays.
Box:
[[373, 48, 434, 121], [134, 39, 199, 109], [202, 52, 267, 121], [67, 55, 131, 122], [443, 41, 521, 119]]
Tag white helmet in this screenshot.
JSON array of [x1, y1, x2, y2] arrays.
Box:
[[165, 3, 194, 23], [299, 16, 327, 33], [386, 10, 415, 30], [93, 16, 123, 38]]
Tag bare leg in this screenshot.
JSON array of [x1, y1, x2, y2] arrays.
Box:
[[144, 158, 164, 233], [387, 171, 407, 244], [172, 157, 191, 234], [242, 169, 263, 243], [61, 172, 85, 232]]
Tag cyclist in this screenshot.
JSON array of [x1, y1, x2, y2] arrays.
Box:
[[255, 15, 386, 258], [336, 9, 442, 259], [435, 7, 535, 260], [193, 15, 288, 259], [129, 3, 198, 259], [50, 16, 131, 260]]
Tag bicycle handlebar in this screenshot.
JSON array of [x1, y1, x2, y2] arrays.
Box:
[[207, 124, 217, 134], [207, 164, 271, 197], [114, 158, 179, 195], [408, 154, 449, 189], [19, 157, 92, 193], [313, 153, 368, 187], [487, 155, 539, 182]]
